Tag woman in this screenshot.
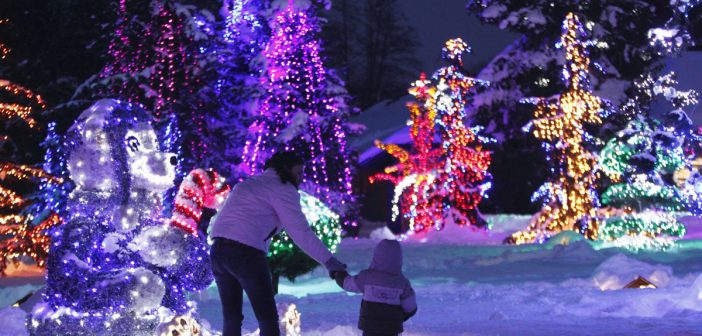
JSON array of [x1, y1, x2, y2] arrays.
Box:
[[209, 151, 347, 336]]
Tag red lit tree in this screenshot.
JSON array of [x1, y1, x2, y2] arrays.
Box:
[[430, 38, 492, 228], [370, 73, 444, 233]]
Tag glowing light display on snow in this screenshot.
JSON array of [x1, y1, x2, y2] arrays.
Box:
[[29, 100, 213, 335], [372, 37, 494, 234], [595, 71, 697, 250], [269, 190, 342, 257], [267, 189, 342, 283], [281, 303, 302, 336]]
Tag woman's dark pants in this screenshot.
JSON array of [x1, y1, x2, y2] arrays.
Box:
[[211, 238, 280, 336]]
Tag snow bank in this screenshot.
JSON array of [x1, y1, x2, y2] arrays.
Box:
[[302, 326, 359, 336], [401, 224, 500, 245], [370, 214, 533, 245], [0, 307, 28, 336], [474, 238, 602, 266], [680, 215, 702, 239], [550, 240, 603, 262], [368, 226, 397, 241], [563, 272, 702, 319], [592, 254, 673, 290], [6, 216, 702, 335]]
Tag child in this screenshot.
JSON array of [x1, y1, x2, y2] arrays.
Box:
[[333, 239, 417, 336]]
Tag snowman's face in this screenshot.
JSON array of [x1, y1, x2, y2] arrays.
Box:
[[125, 123, 176, 194]]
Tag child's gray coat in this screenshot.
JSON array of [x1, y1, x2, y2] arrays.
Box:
[[335, 239, 417, 334]]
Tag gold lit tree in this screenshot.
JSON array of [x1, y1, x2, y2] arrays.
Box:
[[507, 13, 604, 244], [0, 19, 62, 274]]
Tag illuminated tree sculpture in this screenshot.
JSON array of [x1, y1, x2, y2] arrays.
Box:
[[507, 13, 604, 244], [207, 0, 271, 181], [370, 73, 444, 234], [0, 20, 63, 274], [241, 2, 357, 229], [431, 38, 493, 228]]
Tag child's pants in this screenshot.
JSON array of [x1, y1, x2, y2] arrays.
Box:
[[211, 237, 281, 336]]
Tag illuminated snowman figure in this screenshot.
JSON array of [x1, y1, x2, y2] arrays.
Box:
[[30, 99, 212, 336]]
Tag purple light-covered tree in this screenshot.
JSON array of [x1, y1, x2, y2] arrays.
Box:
[[242, 1, 359, 231], [203, 0, 271, 182]]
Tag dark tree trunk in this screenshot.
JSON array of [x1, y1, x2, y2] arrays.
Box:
[[272, 272, 280, 296]]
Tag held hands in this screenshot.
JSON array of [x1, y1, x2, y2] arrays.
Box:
[[331, 270, 349, 288], [323, 256, 346, 279]]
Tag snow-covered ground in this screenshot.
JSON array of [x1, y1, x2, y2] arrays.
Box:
[[4, 215, 702, 335]]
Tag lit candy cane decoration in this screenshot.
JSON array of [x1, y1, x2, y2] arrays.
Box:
[[171, 169, 230, 235]]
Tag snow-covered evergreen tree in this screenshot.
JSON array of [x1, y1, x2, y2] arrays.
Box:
[[467, 0, 701, 212], [203, 0, 271, 182], [468, 0, 700, 140], [598, 72, 698, 250]]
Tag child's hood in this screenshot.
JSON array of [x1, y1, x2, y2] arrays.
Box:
[[369, 239, 403, 274]]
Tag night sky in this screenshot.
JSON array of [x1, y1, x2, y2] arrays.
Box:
[[400, 0, 518, 75]]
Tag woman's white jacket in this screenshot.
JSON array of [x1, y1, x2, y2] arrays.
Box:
[[209, 169, 333, 264]]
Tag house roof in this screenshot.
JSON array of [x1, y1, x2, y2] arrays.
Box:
[[349, 96, 413, 164]]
